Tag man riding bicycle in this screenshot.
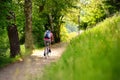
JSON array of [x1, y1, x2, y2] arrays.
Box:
[[43, 30, 54, 57]]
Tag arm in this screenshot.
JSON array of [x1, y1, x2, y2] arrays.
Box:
[[51, 33, 54, 42]]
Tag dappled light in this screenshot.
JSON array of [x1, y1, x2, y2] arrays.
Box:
[[0, 0, 120, 80]]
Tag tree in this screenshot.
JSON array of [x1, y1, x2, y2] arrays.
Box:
[[102, 0, 120, 16], [77, 0, 120, 29], [0, 0, 20, 58], [42, 0, 79, 42], [7, 24, 20, 58], [77, 0, 106, 28], [24, 0, 33, 54]]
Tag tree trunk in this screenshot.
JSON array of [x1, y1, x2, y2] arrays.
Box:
[[49, 13, 54, 31], [48, 13, 61, 43], [54, 25, 60, 43], [7, 24, 20, 58], [24, 0, 33, 54], [7, 10, 20, 58]]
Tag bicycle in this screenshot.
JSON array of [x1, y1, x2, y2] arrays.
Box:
[[44, 41, 51, 58]]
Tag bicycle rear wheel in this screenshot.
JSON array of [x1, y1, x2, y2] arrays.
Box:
[[44, 42, 50, 58]]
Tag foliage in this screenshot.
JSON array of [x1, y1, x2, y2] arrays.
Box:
[[0, 56, 13, 68], [80, 0, 106, 28], [0, 45, 25, 68], [32, 16, 45, 47], [0, 28, 9, 56], [102, 0, 120, 15], [60, 24, 69, 42], [13, 0, 25, 44], [0, 0, 12, 56], [32, 1, 46, 48], [38, 14, 120, 80], [0, 0, 11, 27], [0, 0, 80, 58], [38, 0, 79, 42], [60, 24, 77, 42], [1, 0, 120, 68], [64, 0, 107, 29], [77, 0, 120, 29]]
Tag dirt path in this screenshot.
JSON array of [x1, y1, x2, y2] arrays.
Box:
[[0, 42, 67, 80]]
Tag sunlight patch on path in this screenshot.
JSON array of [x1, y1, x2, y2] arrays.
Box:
[[32, 49, 44, 57], [32, 42, 67, 59], [32, 47, 65, 59], [0, 43, 67, 80]]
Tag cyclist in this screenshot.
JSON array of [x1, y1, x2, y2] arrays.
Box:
[[43, 30, 54, 56]]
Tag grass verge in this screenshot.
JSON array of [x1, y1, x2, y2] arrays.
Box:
[[38, 14, 120, 80]]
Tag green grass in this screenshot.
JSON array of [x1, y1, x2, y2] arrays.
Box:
[[0, 56, 13, 68], [38, 14, 120, 80], [0, 45, 25, 68]]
